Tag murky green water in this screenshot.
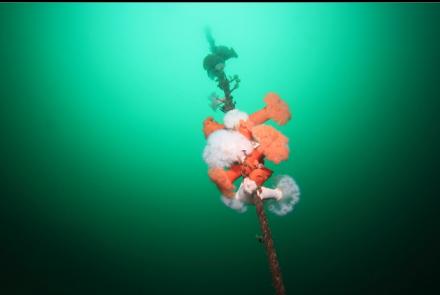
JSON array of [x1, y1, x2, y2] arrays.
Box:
[[1, 3, 439, 294]]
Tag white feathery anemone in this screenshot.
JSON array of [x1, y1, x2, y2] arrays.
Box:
[[223, 109, 249, 129], [221, 195, 247, 213], [203, 129, 254, 169], [267, 175, 300, 216]]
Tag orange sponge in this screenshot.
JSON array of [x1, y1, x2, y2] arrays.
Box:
[[249, 167, 273, 187], [208, 167, 236, 198], [248, 93, 291, 126], [203, 117, 225, 138], [251, 125, 289, 164], [264, 92, 291, 125]]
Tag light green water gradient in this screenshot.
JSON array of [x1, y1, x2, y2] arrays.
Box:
[[1, 3, 439, 295]]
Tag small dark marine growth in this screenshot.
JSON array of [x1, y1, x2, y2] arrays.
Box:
[[203, 28, 240, 112]]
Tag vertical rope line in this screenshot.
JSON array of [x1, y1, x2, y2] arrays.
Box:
[[254, 195, 286, 295]]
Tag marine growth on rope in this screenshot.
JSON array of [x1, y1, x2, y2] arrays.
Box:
[[201, 29, 300, 295], [202, 29, 300, 215], [202, 93, 300, 216]]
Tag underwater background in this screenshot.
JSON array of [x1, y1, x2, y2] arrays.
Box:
[[1, 3, 439, 295]]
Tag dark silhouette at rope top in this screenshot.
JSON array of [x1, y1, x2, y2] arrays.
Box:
[[203, 28, 240, 113]]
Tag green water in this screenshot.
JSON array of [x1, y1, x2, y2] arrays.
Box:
[[1, 3, 439, 295]]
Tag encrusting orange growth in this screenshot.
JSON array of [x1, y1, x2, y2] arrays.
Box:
[[242, 148, 265, 173], [237, 119, 254, 140], [226, 164, 243, 184], [249, 167, 273, 187], [251, 125, 289, 164], [248, 92, 291, 126], [203, 116, 225, 138], [204, 93, 292, 197], [208, 167, 236, 198]]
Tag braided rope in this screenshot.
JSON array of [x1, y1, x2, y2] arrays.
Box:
[[254, 195, 286, 295]]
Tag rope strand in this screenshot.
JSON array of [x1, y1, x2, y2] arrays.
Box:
[[254, 195, 286, 295]]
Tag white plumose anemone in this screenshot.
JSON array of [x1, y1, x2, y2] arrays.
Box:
[[267, 175, 300, 216], [220, 195, 248, 213], [202, 110, 300, 216], [223, 109, 249, 129], [203, 129, 254, 169]]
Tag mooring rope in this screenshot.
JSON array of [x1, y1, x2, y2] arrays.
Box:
[[254, 195, 286, 295], [203, 29, 286, 295]]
